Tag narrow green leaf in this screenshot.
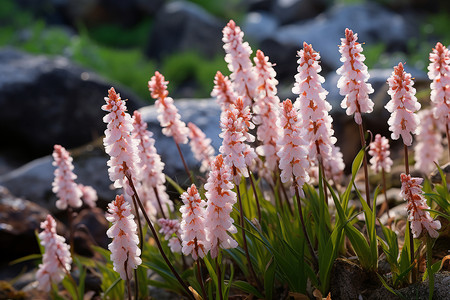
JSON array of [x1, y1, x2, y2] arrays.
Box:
[[230, 280, 264, 298], [103, 277, 122, 298], [264, 257, 276, 300], [9, 253, 42, 265]]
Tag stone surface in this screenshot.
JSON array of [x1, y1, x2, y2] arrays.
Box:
[[260, 3, 418, 80], [73, 207, 109, 257], [0, 47, 145, 160], [146, 1, 225, 61], [0, 186, 66, 262], [242, 11, 280, 44], [271, 0, 322, 25]]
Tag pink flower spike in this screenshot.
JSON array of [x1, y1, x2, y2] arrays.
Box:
[[102, 87, 140, 195], [188, 122, 215, 173], [385, 63, 421, 146], [400, 173, 441, 238], [36, 215, 72, 292], [106, 195, 142, 281], [414, 109, 444, 174], [253, 50, 282, 173], [148, 71, 189, 145], [158, 218, 182, 253], [337, 28, 374, 125], [204, 154, 238, 258], [428, 42, 450, 126], [222, 20, 257, 108], [179, 184, 208, 260], [52, 144, 83, 210], [276, 99, 310, 192], [132, 111, 172, 217], [369, 134, 393, 174], [78, 184, 98, 208], [211, 71, 237, 111]]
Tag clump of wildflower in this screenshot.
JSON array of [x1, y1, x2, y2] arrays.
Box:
[[106, 195, 142, 281], [36, 215, 72, 292], [219, 98, 257, 182], [222, 20, 257, 108], [188, 122, 216, 173], [52, 145, 83, 210], [414, 109, 444, 174], [253, 50, 282, 174], [102, 88, 140, 195], [277, 99, 310, 192], [179, 184, 208, 260], [158, 218, 182, 253], [428, 42, 450, 125], [385, 63, 421, 146], [337, 28, 374, 125], [132, 111, 172, 217], [293, 42, 344, 179], [211, 71, 237, 111], [148, 71, 189, 145], [78, 184, 98, 208], [369, 134, 393, 174], [204, 154, 238, 258], [400, 173, 441, 238]]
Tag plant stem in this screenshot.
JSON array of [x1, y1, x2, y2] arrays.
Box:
[[426, 235, 435, 300], [126, 174, 195, 300], [216, 256, 224, 300], [153, 186, 167, 219], [358, 122, 371, 209], [294, 183, 318, 270], [175, 141, 195, 185], [318, 159, 329, 207], [125, 257, 132, 300], [247, 167, 262, 223], [68, 207, 75, 257], [404, 144, 416, 283], [193, 239, 207, 300], [379, 168, 390, 218], [446, 123, 450, 162], [235, 174, 262, 290]]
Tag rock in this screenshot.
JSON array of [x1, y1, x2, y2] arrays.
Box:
[[0, 47, 145, 160], [430, 162, 450, 184], [242, 11, 280, 44], [246, 0, 274, 11], [145, 1, 225, 61], [73, 207, 109, 257], [138, 98, 221, 183], [260, 3, 419, 80], [0, 186, 66, 262], [271, 0, 322, 25]]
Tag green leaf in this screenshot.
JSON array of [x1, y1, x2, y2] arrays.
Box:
[[9, 253, 42, 265], [103, 277, 122, 298], [165, 175, 185, 195], [377, 274, 406, 300], [264, 257, 276, 300], [229, 280, 264, 298]]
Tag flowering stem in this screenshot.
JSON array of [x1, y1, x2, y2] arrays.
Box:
[[247, 167, 262, 223], [403, 144, 415, 282], [318, 159, 329, 207], [358, 123, 371, 209], [153, 187, 167, 219], [235, 173, 261, 289], [175, 141, 195, 185], [426, 234, 435, 300], [67, 208, 75, 257], [294, 183, 318, 270], [126, 174, 195, 300], [130, 195, 142, 299], [194, 238, 207, 300], [216, 256, 224, 300], [276, 170, 293, 216], [379, 168, 390, 218], [124, 257, 132, 300], [446, 123, 450, 162], [56, 254, 79, 300]]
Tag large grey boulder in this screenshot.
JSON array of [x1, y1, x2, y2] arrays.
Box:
[[0, 47, 145, 159], [260, 3, 419, 80], [146, 1, 225, 60]]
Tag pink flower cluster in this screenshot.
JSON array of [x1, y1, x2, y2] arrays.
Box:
[[253, 50, 282, 174], [428, 42, 450, 126], [106, 195, 142, 280], [179, 184, 208, 260], [385, 63, 421, 146], [102, 88, 140, 195], [293, 42, 344, 181], [149, 71, 189, 145], [204, 154, 238, 258], [400, 174, 441, 238], [414, 109, 444, 174], [277, 99, 310, 191], [211, 71, 237, 111], [132, 111, 171, 217], [78, 184, 98, 208], [36, 215, 72, 292], [222, 20, 257, 108], [369, 134, 393, 174], [158, 218, 182, 253], [188, 122, 216, 173], [337, 28, 374, 125], [219, 98, 257, 183], [52, 144, 83, 210]]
